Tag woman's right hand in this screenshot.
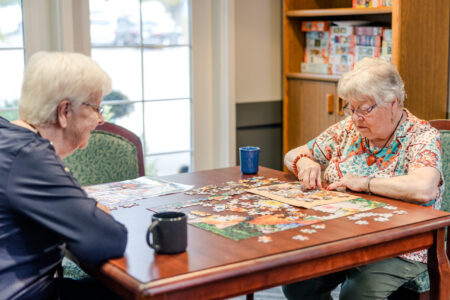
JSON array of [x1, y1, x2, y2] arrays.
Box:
[[296, 157, 322, 189]]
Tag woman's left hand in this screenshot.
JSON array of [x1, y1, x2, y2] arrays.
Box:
[[326, 174, 367, 192]]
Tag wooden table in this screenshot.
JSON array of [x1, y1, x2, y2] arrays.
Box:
[[86, 167, 450, 300]]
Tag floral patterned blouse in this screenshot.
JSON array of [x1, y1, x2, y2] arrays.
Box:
[[307, 109, 443, 264]]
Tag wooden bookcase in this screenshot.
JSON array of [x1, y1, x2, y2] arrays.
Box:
[[283, 0, 449, 155]]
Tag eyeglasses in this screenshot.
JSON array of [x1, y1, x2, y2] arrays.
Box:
[[82, 102, 104, 115], [343, 103, 378, 117]]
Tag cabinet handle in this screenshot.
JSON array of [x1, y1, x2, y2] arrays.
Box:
[[327, 93, 334, 114], [338, 97, 344, 115]]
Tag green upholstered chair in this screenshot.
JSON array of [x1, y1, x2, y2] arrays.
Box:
[[60, 122, 144, 280], [62, 122, 145, 186], [389, 119, 450, 300]]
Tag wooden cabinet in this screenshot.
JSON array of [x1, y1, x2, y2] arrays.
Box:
[[282, 0, 449, 154]]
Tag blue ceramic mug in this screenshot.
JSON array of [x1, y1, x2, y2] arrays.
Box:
[[239, 146, 260, 174]]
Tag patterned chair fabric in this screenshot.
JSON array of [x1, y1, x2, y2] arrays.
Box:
[[439, 130, 450, 213], [61, 122, 144, 280], [402, 127, 450, 294], [62, 131, 140, 186]]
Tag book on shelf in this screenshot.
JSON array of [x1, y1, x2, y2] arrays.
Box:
[[304, 48, 328, 64], [355, 45, 381, 62], [302, 25, 330, 73], [301, 21, 329, 32], [382, 29, 392, 41], [381, 40, 392, 55], [301, 63, 329, 74], [329, 26, 355, 75], [304, 31, 329, 64], [306, 31, 329, 48], [300, 21, 390, 75], [352, 0, 392, 8], [354, 26, 383, 36], [355, 35, 381, 46]]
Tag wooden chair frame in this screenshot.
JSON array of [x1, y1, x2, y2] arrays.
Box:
[[95, 122, 145, 177]]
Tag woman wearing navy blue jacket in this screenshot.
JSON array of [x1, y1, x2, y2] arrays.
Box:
[[0, 51, 127, 300]]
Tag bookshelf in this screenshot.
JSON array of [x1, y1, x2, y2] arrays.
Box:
[[282, 0, 449, 155]]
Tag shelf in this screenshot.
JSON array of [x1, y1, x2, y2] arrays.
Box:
[[286, 72, 341, 82], [286, 7, 392, 17]]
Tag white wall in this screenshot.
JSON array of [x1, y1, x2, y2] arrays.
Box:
[[192, 0, 282, 170], [192, 0, 236, 170], [235, 0, 282, 103]]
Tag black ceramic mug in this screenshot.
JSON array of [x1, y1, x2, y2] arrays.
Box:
[[146, 211, 187, 254]]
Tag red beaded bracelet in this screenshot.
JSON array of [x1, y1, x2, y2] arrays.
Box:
[[292, 154, 310, 177]]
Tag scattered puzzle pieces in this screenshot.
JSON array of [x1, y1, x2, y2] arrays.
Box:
[[300, 228, 317, 234], [384, 205, 398, 210], [292, 234, 309, 241], [355, 220, 369, 225], [258, 236, 272, 243], [311, 224, 326, 229]]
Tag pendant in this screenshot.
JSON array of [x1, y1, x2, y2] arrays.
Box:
[[367, 155, 376, 166]]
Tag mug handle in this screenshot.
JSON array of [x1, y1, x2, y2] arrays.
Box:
[[146, 220, 161, 252]]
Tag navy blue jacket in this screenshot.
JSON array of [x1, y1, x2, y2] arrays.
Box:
[[0, 117, 127, 299]]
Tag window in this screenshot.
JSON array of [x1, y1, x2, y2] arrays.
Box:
[[0, 1, 222, 174], [0, 0, 24, 121], [89, 0, 192, 176]]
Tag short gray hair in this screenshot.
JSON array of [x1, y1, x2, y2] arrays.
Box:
[[19, 51, 112, 124], [337, 57, 406, 107]]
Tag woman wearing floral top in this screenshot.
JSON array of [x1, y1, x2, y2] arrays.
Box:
[[283, 58, 443, 300]]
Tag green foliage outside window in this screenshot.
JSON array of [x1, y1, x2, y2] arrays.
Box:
[[102, 90, 134, 122], [0, 99, 19, 121]]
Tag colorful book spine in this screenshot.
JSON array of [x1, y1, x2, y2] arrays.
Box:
[[301, 63, 329, 74], [302, 23, 330, 73], [329, 26, 355, 75], [354, 26, 383, 36], [355, 35, 381, 47], [352, 0, 391, 8], [382, 29, 392, 41], [301, 21, 329, 32], [304, 48, 328, 64], [380, 28, 392, 61], [355, 46, 381, 62], [330, 26, 353, 37], [306, 31, 329, 48]]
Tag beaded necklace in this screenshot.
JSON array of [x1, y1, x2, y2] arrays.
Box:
[[365, 112, 403, 166]]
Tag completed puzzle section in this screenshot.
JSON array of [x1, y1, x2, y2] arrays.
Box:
[[247, 182, 360, 208], [148, 177, 385, 241]]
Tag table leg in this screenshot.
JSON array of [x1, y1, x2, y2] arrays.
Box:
[[428, 228, 450, 300]]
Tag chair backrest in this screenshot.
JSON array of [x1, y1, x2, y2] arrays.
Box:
[[63, 122, 145, 186], [429, 119, 450, 212]]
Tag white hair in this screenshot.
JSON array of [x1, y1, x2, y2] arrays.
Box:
[[337, 57, 406, 107], [19, 51, 112, 124]]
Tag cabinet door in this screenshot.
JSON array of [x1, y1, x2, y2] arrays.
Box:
[[286, 79, 337, 149]]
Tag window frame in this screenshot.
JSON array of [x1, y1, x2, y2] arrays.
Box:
[[13, 0, 237, 173]]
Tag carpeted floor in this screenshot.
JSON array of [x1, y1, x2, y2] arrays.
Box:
[[228, 285, 341, 300]]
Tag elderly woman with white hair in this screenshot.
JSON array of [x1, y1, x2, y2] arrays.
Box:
[[0, 51, 127, 300], [283, 58, 443, 300]]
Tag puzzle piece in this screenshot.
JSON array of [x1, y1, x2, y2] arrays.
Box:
[[258, 235, 272, 243], [355, 220, 369, 225], [292, 234, 309, 241]]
